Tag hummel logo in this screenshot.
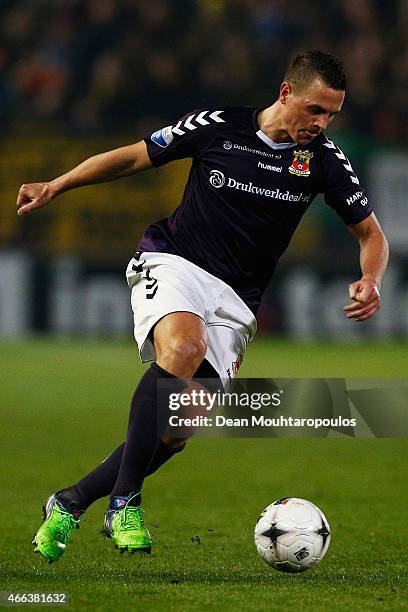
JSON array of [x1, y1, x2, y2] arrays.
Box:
[[258, 160, 282, 173]]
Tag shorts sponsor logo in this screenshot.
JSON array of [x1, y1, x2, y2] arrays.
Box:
[[346, 190, 368, 207], [288, 149, 314, 177], [258, 160, 282, 173], [151, 125, 174, 148], [209, 169, 226, 188], [223, 140, 233, 150]]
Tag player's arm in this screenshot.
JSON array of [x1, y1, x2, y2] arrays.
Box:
[[344, 213, 389, 321], [16, 140, 152, 216]]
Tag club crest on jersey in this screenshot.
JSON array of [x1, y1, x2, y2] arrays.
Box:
[[232, 351, 243, 375], [288, 150, 314, 177], [151, 125, 174, 148]]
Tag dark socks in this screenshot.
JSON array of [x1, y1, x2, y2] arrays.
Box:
[[109, 362, 185, 505], [148, 439, 185, 475], [60, 440, 185, 510], [59, 359, 221, 511]]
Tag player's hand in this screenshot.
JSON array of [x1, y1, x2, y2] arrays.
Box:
[[343, 277, 381, 321], [16, 182, 56, 216]]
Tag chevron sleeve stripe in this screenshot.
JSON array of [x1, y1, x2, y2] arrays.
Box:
[[323, 139, 359, 185], [171, 110, 225, 137], [145, 109, 228, 166]]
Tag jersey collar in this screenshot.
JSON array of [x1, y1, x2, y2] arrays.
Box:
[[253, 108, 296, 150]]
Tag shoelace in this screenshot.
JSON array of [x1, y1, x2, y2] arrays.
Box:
[[55, 508, 79, 542], [118, 495, 144, 532]]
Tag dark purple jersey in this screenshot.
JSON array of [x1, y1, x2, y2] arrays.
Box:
[[140, 106, 372, 314]]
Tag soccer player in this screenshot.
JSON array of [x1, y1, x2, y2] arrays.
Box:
[[17, 51, 388, 562]]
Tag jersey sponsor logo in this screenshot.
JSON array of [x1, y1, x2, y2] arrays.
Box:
[[151, 125, 174, 148], [209, 169, 226, 188], [288, 150, 314, 177], [323, 139, 360, 185], [224, 142, 281, 160], [258, 160, 282, 173], [208, 169, 312, 203], [347, 190, 368, 207]]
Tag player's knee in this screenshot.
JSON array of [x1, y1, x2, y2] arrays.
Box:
[[164, 336, 207, 371], [169, 337, 207, 369]]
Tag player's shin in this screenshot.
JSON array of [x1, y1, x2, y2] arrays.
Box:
[[59, 361, 221, 511], [60, 439, 186, 511], [109, 362, 186, 505], [103, 364, 188, 553]]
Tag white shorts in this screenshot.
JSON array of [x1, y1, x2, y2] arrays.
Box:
[[126, 252, 257, 387]]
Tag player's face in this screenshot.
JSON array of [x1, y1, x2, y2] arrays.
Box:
[[280, 78, 345, 145]]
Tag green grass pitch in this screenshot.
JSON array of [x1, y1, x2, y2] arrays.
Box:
[[0, 338, 407, 611]]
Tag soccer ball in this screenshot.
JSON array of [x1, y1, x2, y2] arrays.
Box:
[[254, 497, 330, 573]]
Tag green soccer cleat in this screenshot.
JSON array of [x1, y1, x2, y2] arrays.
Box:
[[104, 494, 152, 554], [32, 494, 81, 563]]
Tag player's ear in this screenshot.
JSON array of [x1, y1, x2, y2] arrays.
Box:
[[279, 81, 291, 104]]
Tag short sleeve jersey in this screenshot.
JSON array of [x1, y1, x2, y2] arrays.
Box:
[[140, 106, 372, 314]]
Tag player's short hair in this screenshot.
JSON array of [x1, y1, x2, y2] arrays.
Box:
[[284, 50, 346, 93]]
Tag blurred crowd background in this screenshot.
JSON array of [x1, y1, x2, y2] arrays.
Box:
[[1, 0, 407, 141], [1, 0, 407, 338]]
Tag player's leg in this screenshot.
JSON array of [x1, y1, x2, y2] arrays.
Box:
[[104, 311, 207, 553], [55, 359, 220, 516], [32, 254, 234, 561], [110, 311, 206, 498], [33, 364, 190, 563], [38, 401, 183, 560], [103, 262, 257, 554], [32, 341, 216, 562], [58, 442, 185, 510]]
